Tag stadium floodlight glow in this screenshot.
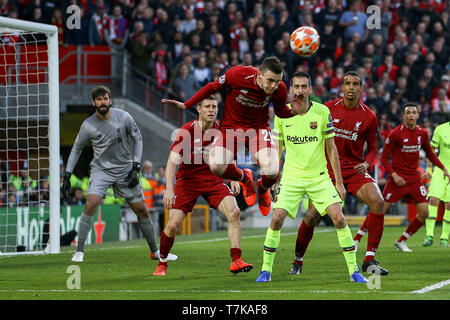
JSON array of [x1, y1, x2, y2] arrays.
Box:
[[0, 17, 60, 255]]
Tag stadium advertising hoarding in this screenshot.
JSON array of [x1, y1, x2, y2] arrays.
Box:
[[0, 205, 121, 252]]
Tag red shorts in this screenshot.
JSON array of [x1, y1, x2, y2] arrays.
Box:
[[382, 178, 427, 204], [173, 178, 234, 214], [330, 169, 377, 196], [212, 127, 275, 158]]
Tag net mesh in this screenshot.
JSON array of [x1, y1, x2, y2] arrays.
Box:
[[0, 30, 51, 253]]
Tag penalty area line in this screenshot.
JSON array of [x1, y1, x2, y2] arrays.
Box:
[[410, 279, 450, 294]]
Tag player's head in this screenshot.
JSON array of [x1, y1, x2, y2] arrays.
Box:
[[341, 71, 362, 101], [196, 95, 218, 123], [290, 71, 312, 96], [91, 86, 112, 116], [402, 102, 420, 127], [257, 56, 283, 95]]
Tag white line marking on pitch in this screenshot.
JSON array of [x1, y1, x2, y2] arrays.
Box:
[[0, 289, 408, 295], [410, 279, 450, 294]]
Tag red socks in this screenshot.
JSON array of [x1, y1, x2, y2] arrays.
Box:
[[221, 163, 244, 182], [230, 248, 241, 261], [354, 215, 369, 242], [397, 217, 424, 242], [260, 174, 278, 191], [295, 220, 315, 260], [159, 230, 175, 263], [364, 212, 384, 263]]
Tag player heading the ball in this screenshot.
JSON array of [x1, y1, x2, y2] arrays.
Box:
[[162, 56, 295, 217]]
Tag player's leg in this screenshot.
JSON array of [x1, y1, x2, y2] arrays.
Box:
[[71, 193, 103, 262], [153, 209, 185, 276], [424, 172, 445, 246], [395, 201, 428, 252], [423, 197, 440, 246], [209, 145, 256, 206], [395, 182, 429, 252], [72, 170, 112, 262], [256, 208, 288, 282], [291, 202, 321, 274], [254, 145, 279, 216], [217, 195, 253, 273], [355, 182, 386, 270], [440, 202, 450, 247], [353, 214, 368, 248], [326, 202, 367, 282]]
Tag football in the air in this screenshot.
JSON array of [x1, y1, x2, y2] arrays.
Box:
[[290, 26, 320, 57]]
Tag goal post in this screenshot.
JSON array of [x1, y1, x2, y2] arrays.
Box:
[[0, 17, 60, 255]]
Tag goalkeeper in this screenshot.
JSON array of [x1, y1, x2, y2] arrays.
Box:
[[62, 86, 176, 263]]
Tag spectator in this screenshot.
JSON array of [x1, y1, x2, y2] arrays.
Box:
[[264, 14, 281, 54], [368, 0, 392, 43], [411, 77, 432, 104], [128, 31, 151, 81], [338, 0, 368, 44], [310, 76, 329, 103], [377, 55, 398, 83], [168, 31, 184, 65], [431, 74, 450, 100], [237, 27, 250, 61], [318, 21, 338, 62], [50, 7, 64, 46], [172, 63, 200, 101], [148, 31, 168, 57], [105, 5, 129, 50], [153, 8, 176, 45], [378, 113, 393, 143], [180, 9, 197, 35], [365, 87, 386, 113], [278, 8, 295, 35], [316, 0, 342, 36], [149, 50, 170, 91], [213, 33, 229, 55], [387, 100, 402, 126], [193, 56, 212, 86], [69, 188, 86, 206], [251, 38, 267, 66], [88, 4, 109, 46], [392, 76, 410, 106], [431, 88, 450, 113]]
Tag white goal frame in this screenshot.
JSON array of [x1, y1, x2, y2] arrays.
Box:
[[0, 17, 60, 255]]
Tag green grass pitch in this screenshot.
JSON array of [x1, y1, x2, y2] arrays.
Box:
[[0, 225, 449, 300]]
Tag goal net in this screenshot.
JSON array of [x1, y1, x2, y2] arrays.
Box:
[[0, 17, 60, 255]]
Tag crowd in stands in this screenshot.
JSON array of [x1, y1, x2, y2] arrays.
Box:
[[1, 0, 448, 126], [1, 0, 449, 212]]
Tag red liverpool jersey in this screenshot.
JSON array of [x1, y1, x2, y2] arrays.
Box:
[[184, 65, 292, 129], [325, 98, 378, 172], [380, 123, 444, 184], [170, 119, 223, 181]]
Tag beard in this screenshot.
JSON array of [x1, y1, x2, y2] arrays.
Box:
[[96, 104, 110, 115]]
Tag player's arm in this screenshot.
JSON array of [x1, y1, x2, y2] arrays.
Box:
[[125, 114, 143, 188], [164, 151, 181, 209], [62, 125, 89, 197], [326, 137, 346, 200], [422, 132, 450, 182], [426, 129, 441, 178], [162, 68, 231, 109], [272, 83, 295, 119], [355, 116, 378, 174]]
